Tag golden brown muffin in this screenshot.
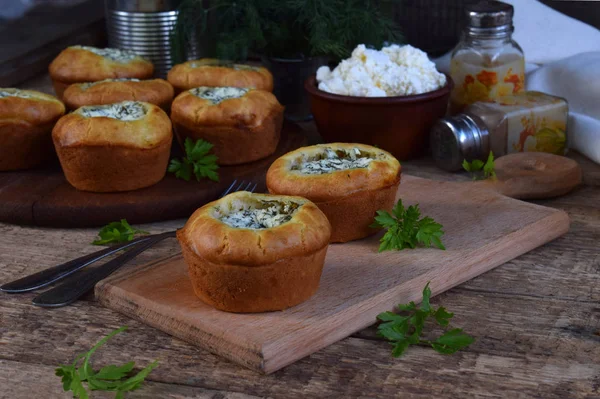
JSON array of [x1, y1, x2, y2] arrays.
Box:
[[49, 46, 154, 99], [177, 191, 331, 313], [167, 58, 273, 93], [62, 78, 174, 111], [171, 87, 284, 165], [0, 88, 65, 171], [52, 101, 172, 192], [266, 143, 401, 243]]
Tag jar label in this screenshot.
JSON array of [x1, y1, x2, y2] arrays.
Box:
[[489, 92, 568, 155], [450, 56, 525, 113]]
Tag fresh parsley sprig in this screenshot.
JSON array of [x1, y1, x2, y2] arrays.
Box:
[[56, 326, 159, 399], [92, 219, 149, 246], [377, 283, 474, 357], [462, 151, 496, 180], [169, 138, 219, 182], [370, 199, 445, 252]]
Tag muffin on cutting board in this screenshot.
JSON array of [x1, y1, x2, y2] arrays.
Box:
[[0, 88, 65, 171], [49, 46, 154, 99], [62, 78, 174, 111], [267, 143, 401, 243], [167, 58, 273, 93], [52, 101, 172, 192], [177, 191, 331, 313], [171, 86, 284, 165]]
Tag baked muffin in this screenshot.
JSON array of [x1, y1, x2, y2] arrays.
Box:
[[63, 78, 174, 111], [49, 46, 154, 99], [0, 88, 65, 171], [177, 191, 331, 313], [171, 87, 284, 165], [52, 101, 172, 192], [266, 143, 401, 243], [167, 58, 273, 93]]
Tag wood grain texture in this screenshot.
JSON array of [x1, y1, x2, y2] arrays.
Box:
[[95, 175, 569, 374], [0, 124, 305, 227]]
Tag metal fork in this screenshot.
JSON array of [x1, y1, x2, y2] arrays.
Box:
[[0, 180, 257, 307]]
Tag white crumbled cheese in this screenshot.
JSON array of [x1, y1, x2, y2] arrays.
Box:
[[292, 147, 375, 175], [190, 86, 249, 104], [78, 101, 146, 121], [73, 46, 138, 63], [316, 44, 446, 97], [0, 89, 32, 99], [218, 200, 300, 229], [189, 60, 259, 71], [79, 78, 141, 90]]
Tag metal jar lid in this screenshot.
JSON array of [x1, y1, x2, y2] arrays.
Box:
[[466, 0, 514, 28], [430, 113, 490, 172]]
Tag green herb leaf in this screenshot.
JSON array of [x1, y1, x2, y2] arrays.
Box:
[[55, 327, 159, 399], [376, 283, 474, 358], [92, 219, 149, 246], [432, 328, 475, 354], [483, 151, 497, 180], [169, 138, 219, 182], [463, 151, 496, 180], [371, 199, 445, 252]]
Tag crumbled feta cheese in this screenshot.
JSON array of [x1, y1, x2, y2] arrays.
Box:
[[80, 78, 140, 90], [73, 46, 138, 63], [78, 101, 146, 121], [0, 89, 31, 99], [190, 86, 249, 104], [218, 200, 300, 229], [316, 44, 446, 97], [292, 147, 375, 175]]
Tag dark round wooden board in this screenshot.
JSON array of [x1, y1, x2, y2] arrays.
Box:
[[0, 123, 306, 227]]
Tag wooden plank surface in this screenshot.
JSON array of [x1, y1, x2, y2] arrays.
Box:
[[95, 175, 569, 373], [0, 124, 305, 227], [1, 73, 600, 399]]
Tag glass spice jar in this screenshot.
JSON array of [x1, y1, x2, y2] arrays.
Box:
[[430, 91, 569, 171], [449, 0, 525, 114]]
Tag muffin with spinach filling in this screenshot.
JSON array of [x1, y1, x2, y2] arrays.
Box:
[[267, 143, 401, 243], [177, 191, 331, 313], [171, 86, 283, 165], [52, 101, 172, 192]]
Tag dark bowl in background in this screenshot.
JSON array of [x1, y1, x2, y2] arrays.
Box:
[[304, 74, 453, 161]]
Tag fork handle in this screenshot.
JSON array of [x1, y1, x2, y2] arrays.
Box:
[[0, 234, 157, 293], [32, 231, 176, 308]]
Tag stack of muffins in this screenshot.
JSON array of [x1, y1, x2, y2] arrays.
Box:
[[1, 45, 285, 192], [1, 45, 403, 314]]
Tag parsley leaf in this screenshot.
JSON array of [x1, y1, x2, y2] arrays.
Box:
[[55, 327, 159, 399], [370, 199, 445, 252], [463, 151, 496, 180], [169, 138, 219, 182], [92, 219, 149, 246], [377, 283, 474, 357]]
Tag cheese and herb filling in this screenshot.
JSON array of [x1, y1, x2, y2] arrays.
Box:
[[189, 60, 260, 71], [74, 46, 138, 63], [190, 86, 249, 104], [216, 199, 301, 229], [79, 78, 141, 90], [78, 101, 146, 121], [291, 147, 378, 175], [0, 89, 32, 99]]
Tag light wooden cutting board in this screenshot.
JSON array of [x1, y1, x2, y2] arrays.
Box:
[[96, 175, 570, 374]]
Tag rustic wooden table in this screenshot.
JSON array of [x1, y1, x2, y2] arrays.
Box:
[[1, 75, 600, 398]]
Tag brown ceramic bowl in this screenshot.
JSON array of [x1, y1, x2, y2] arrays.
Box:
[[305, 74, 453, 160]]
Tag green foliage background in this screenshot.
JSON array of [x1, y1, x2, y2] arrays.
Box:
[[171, 0, 403, 63]]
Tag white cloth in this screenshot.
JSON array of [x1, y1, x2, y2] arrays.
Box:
[[433, 0, 600, 164]]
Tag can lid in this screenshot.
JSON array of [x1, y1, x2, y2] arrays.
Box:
[[430, 114, 489, 172], [466, 0, 514, 29]]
